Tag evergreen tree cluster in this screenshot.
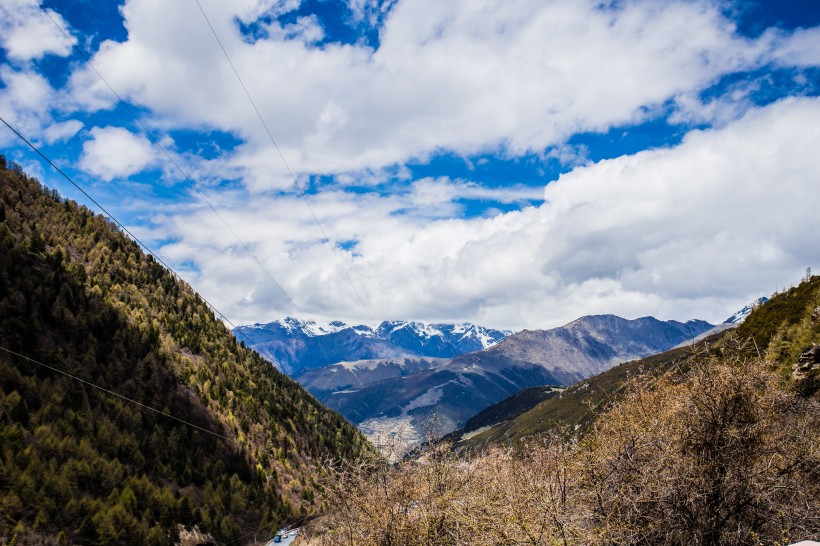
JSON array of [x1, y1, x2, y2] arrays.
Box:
[[0, 156, 370, 544]]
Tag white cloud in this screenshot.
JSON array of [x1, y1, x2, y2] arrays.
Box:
[[0, 66, 59, 146], [8, 0, 818, 330], [406, 177, 542, 217], [145, 98, 820, 329], [43, 119, 84, 144], [346, 0, 397, 27], [0, 0, 75, 61], [768, 26, 820, 67], [61, 0, 817, 188], [265, 15, 325, 44], [79, 126, 158, 181]]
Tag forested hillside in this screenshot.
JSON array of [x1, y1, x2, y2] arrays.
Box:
[[0, 157, 370, 545]]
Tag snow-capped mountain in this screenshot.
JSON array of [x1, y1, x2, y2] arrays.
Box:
[[234, 317, 512, 374], [375, 321, 510, 356], [671, 298, 771, 350], [298, 314, 715, 451], [723, 297, 769, 324]]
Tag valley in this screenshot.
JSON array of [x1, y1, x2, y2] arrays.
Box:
[[2, 1, 818, 543], [239, 313, 719, 451]]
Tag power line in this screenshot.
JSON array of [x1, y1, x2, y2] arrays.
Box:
[[31, 0, 300, 316], [191, 0, 375, 322], [0, 345, 231, 441], [0, 145, 316, 540], [0, 114, 280, 367]]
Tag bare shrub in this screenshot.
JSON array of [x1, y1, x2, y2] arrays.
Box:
[[576, 353, 820, 545], [309, 351, 820, 546]]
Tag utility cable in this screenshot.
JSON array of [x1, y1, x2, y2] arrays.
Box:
[[31, 0, 300, 315], [0, 114, 279, 367], [0, 345, 231, 441], [191, 0, 374, 321]]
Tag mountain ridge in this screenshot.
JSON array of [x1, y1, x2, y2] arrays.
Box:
[[298, 313, 715, 451], [235, 317, 511, 374]]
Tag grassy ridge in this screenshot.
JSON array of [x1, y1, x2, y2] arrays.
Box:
[[452, 340, 713, 449]]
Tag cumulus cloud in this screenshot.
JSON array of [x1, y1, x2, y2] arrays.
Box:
[[149, 99, 820, 328], [43, 120, 84, 144], [61, 0, 819, 188], [0, 0, 74, 61], [79, 126, 158, 181], [7, 0, 818, 330], [0, 67, 72, 147], [146, 99, 820, 328]]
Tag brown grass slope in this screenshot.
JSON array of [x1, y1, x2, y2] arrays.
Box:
[[450, 337, 716, 449], [304, 278, 820, 545]]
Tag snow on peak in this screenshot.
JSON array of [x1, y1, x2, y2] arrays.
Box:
[[262, 317, 510, 348], [723, 297, 769, 324], [410, 321, 445, 339], [278, 317, 354, 336], [473, 328, 500, 349]]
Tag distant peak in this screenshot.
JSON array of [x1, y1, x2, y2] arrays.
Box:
[[724, 297, 769, 324]]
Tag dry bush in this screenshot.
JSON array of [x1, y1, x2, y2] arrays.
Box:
[[310, 351, 820, 546], [576, 352, 820, 545], [311, 432, 581, 545]]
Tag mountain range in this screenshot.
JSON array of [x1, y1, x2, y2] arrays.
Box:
[[287, 315, 715, 449], [234, 317, 511, 374]]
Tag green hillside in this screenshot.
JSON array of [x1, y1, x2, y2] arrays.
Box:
[[452, 339, 714, 449], [737, 273, 820, 389], [454, 278, 820, 450], [0, 157, 370, 545]]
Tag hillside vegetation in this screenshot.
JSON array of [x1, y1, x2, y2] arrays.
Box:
[[452, 275, 820, 449], [738, 273, 820, 389], [0, 158, 369, 544], [450, 341, 705, 449], [309, 280, 820, 545]]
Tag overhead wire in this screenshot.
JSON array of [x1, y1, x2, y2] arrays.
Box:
[[0, 114, 279, 367], [190, 0, 375, 322], [0, 345, 232, 441], [0, 128, 313, 542], [31, 0, 300, 316]]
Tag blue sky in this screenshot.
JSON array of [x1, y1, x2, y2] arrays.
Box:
[[1, 0, 819, 330]]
